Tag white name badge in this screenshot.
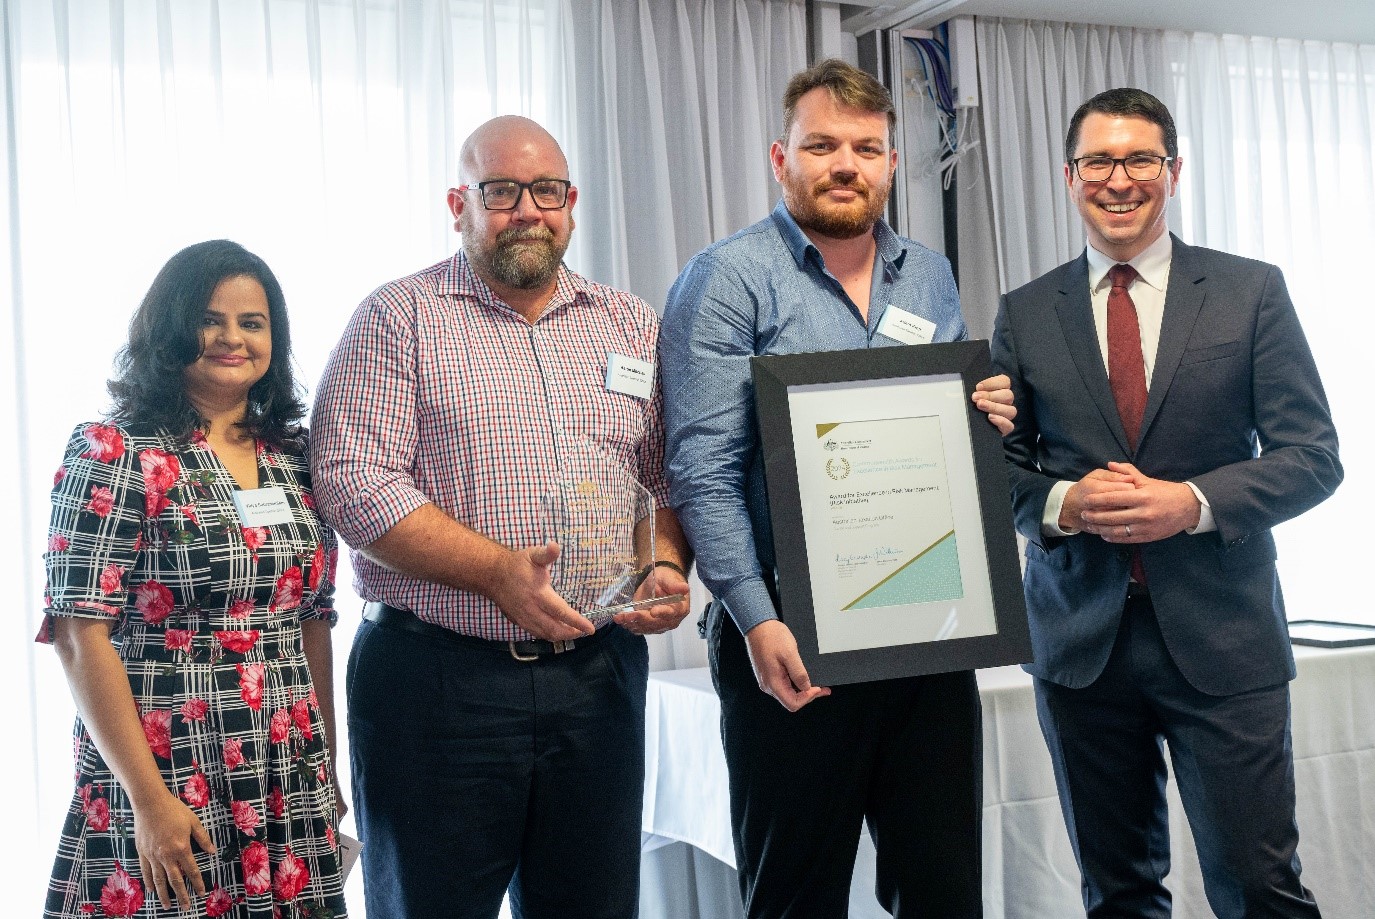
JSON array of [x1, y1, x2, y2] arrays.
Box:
[[876, 305, 937, 346], [605, 353, 655, 400], [232, 486, 295, 527]]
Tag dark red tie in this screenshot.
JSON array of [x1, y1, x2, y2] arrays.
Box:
[[1107, 263, 1148, 584], [1107, 263, 1147, 449]]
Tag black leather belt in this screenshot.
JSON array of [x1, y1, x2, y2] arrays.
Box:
[[362, 602, 609, 661]]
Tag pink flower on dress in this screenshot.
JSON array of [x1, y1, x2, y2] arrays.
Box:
[[139, 447, 180, 493], [85, 795, 110, 832], [291, 698, 314, 741], [86, 487, 115, 518], [179, 504, 199, 526], [180, 698, 207, 722], [223, 737, 246, 770], [269, 709, 293, 743], [269, 566, 303, 613], [81, 424, 126, 463], [54, 465, 67, 486], [231, 799, 261, 837], [272, 847, 310, 902], [48, 534, 70, 552], [265, 785, 285, 819], [307, 542, 325, 590], [98, 563, 125, 595], [228, 598, 255, 619], [300, 492, 316, 510], [241, 527, 268, 558], [241, 840, 272, 896], [181, 769, 209, 808], [317, 762, 328, 783], [98, 862, 144, 917], [237, 662, 265, 711], [133, 580, 174, 625], [215, 630, 261, 654], [140, 709, 171, 760], [165, 630, 194, 654], [205, 887, 237, 917]]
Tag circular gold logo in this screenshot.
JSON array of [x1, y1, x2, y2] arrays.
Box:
[[825, 457, 851, 480]]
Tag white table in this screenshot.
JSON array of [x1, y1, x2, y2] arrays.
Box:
[[640, 646, 1375, 918]]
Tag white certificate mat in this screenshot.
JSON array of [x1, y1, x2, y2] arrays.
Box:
[[788, 375, 998, 654]]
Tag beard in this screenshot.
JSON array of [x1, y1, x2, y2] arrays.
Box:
[[465, 224, 570, 290], [782, 173, 890, 240]]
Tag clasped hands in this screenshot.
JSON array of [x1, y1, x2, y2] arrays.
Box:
[[492, 541, 691, 640], [1063, 462, 1201, 543]]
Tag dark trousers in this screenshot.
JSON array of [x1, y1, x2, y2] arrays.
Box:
[[708, 604, 983, 919], [346, 615, 649, 919], [1035, 594, 1321, 919]]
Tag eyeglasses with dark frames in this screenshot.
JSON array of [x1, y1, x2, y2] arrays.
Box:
[[1070, 155, 1174, 183], [458, 179, 572, 210]]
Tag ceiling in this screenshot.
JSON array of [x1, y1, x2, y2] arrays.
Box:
[[838, 0, 1375, 45]]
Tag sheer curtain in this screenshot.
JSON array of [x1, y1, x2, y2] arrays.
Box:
[[970, 18, 1374, 626]]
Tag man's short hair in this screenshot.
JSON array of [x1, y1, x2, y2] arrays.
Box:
[[781, 58, 896, 145], [1065, 87, 1178, 163]]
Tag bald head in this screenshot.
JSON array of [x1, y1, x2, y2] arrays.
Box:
[[459, 116, 569, 186]]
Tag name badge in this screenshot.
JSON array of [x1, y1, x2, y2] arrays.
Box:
[[605, 353, 654, 400], [232, 486, 295, 527], [876, 305, 937, 346]]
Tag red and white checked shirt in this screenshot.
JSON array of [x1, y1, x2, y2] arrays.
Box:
[[310, 250, 669, 640]]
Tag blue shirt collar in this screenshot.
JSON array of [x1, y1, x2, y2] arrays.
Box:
[[768, 198, 909, 280]]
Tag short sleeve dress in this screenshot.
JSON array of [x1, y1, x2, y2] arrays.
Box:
[[40, 421, 349, 919]]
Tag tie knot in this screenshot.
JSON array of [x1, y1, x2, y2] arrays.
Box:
[[1109, 263, 1138, 289]]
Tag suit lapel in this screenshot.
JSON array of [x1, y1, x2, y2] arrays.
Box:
[[1054, 254, 1132, 454], [1139, 235, 1206, 445]]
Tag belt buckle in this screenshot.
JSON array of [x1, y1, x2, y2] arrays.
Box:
[[508, 638, 576, 661]]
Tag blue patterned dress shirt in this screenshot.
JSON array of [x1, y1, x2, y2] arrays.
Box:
[[660, 199, 967, 633]]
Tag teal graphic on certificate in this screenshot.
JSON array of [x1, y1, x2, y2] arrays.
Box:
[[788, 375, 999, 655]]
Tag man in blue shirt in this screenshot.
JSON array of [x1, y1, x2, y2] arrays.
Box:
[[661, 59, 1014, 918]]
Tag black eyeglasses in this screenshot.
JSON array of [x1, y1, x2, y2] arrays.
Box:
[[1070, 155, 1174, 183], [458, 179, 572, 210]]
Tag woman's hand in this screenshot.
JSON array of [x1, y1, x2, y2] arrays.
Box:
[[132, 791, 216, 911]]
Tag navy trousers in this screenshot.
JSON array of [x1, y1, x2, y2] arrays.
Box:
[[346, 615, 649, 919], [1035, 593, 1321, 919], [709, 604, 984, 919]]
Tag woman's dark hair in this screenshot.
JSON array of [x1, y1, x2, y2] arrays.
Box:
[[108, 239, 305, 446]]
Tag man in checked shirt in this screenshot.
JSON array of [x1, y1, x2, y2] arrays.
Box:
[[310, 115, 692, 919]]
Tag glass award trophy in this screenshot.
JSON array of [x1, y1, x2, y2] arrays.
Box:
[[543, 434, 687, 622]]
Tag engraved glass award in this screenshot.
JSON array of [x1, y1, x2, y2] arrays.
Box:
[[544, 434, 687, 622]]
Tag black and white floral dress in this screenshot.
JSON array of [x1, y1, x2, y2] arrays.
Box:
[[40, 421, 348, 919]]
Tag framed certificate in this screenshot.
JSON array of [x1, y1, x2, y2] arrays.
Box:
[[751, 340, 1031, 685]]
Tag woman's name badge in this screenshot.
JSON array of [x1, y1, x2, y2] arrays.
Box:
[[606, 353, 654, 399], [876, 305, 937, 346], [232, 487, 294, 527]]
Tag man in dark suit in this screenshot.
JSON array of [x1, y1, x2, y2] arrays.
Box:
[[991, 87, 1341, 918]]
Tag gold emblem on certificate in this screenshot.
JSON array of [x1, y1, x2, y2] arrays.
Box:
[[543, 434, 686, 621]]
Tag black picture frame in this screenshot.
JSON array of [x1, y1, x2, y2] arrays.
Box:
[[1288, 619, 1375, 648], [751, 340, 1031, 685]]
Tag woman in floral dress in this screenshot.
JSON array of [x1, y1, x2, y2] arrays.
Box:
[[40, 240, 348, 918]]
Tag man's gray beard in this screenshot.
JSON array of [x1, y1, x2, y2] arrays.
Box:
[[488, 230, 565, 289]]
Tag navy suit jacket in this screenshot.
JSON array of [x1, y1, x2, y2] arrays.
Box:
[[991, 236, 1342, 696]]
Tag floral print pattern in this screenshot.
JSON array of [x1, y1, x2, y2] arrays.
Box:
[[41, 423, 346, 918]]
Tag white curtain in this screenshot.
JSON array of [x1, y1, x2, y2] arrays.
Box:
[[2, 0, 803, 912], [971, 18, 1375, 630], [1164, 32, 1375, 622]]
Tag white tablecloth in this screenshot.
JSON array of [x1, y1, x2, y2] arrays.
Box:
[[641, 645, 1375, 918]]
